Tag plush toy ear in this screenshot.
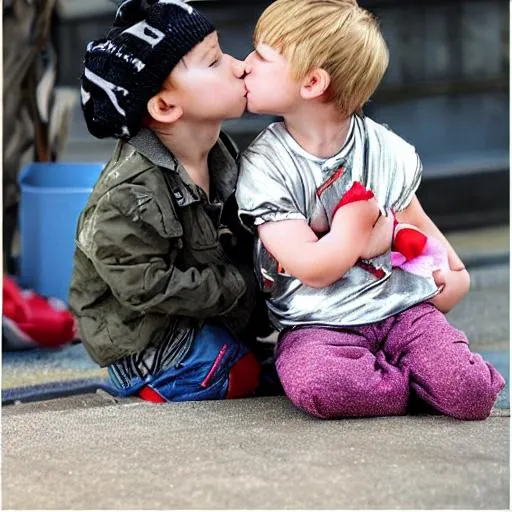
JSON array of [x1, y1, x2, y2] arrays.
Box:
[[340, 182, 374, 206], [393, 227, 428, 261], [332, 182, 374, 216]]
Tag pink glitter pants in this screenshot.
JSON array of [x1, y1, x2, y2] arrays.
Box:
[[276, 303, 505, 420]]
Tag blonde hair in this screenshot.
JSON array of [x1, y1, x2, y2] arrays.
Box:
[[254, 0, 389, 117]]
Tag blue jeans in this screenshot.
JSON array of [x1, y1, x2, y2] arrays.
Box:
[[108, 323, 260, 401]]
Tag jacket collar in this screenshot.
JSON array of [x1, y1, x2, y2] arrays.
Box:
[[129, 128, 179, 172], [129, 128, 238, 207]]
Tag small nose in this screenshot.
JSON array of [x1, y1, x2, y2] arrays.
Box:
[[244, 52, 254, 73], [232, 58, 246, 78]]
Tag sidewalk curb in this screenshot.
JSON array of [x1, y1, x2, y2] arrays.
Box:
[[463, 252, 509, 269], [490, 408, 510, 417], [2, 378, 119, 406]]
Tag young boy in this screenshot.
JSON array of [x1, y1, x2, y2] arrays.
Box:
[[236, 0, 505, 419], [69, 0, 272, 402]]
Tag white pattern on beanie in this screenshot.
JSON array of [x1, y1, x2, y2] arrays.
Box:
[[84, 68, 129, 117], [122, 21, 165, 47]]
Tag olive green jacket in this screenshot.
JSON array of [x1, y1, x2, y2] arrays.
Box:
[[69, 128, 264, 367]]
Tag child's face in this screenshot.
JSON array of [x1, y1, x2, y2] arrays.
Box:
[[168, 32, 247, 121], [244, 43, 301, 115]]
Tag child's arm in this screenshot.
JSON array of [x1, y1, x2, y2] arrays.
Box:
[[258, 198, 379, 289], [328, 181, 394, 261], [395, 195, 470, 312], [429, 268, 470, 313], [86, 186, 247, 318], [360, 210, 394, 260], [395, 196, 464, 270]]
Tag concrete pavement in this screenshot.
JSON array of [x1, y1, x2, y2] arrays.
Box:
[[2, 395, 509, 510]]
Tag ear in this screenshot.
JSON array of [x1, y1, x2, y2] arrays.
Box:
[[300, 68, 331, 100], [147, 90, 183, 124]]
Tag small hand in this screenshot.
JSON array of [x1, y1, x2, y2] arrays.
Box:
[[430, 268, 470, 313], [360, 214, 394, 260]]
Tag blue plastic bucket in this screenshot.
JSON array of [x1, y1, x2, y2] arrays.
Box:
[[18, 162, 104, 303]]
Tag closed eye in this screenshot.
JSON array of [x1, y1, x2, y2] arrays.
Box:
[[254, 48, 270, 62]]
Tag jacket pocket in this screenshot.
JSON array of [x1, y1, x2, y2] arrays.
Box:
[[184, 204, 218, 250], [79, 316, 120, 367], [105, 313, 147, 356], [181, 204, 227, 266]]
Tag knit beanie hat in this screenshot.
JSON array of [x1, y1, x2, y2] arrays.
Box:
[[81, 0, 215, 139]]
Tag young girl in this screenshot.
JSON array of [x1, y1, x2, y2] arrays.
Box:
[[236, 0, 505, 420]]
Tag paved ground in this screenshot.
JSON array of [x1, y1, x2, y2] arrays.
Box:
[[2, 395, 509, 510]]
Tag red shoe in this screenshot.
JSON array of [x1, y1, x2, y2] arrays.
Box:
[[3, 276, 76, 349]]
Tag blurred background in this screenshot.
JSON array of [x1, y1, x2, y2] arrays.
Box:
[[57, 0, 509, 230], [2, 0, 509, 404]]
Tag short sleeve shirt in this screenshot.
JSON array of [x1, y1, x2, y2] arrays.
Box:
[[236, 115, 438, 330]]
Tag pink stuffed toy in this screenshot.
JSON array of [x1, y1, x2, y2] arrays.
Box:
[[391, 222, 449, 278], [334, 181, 449, 277]]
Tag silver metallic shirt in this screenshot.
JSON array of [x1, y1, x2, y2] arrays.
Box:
[[236, 115, 439, 330]]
